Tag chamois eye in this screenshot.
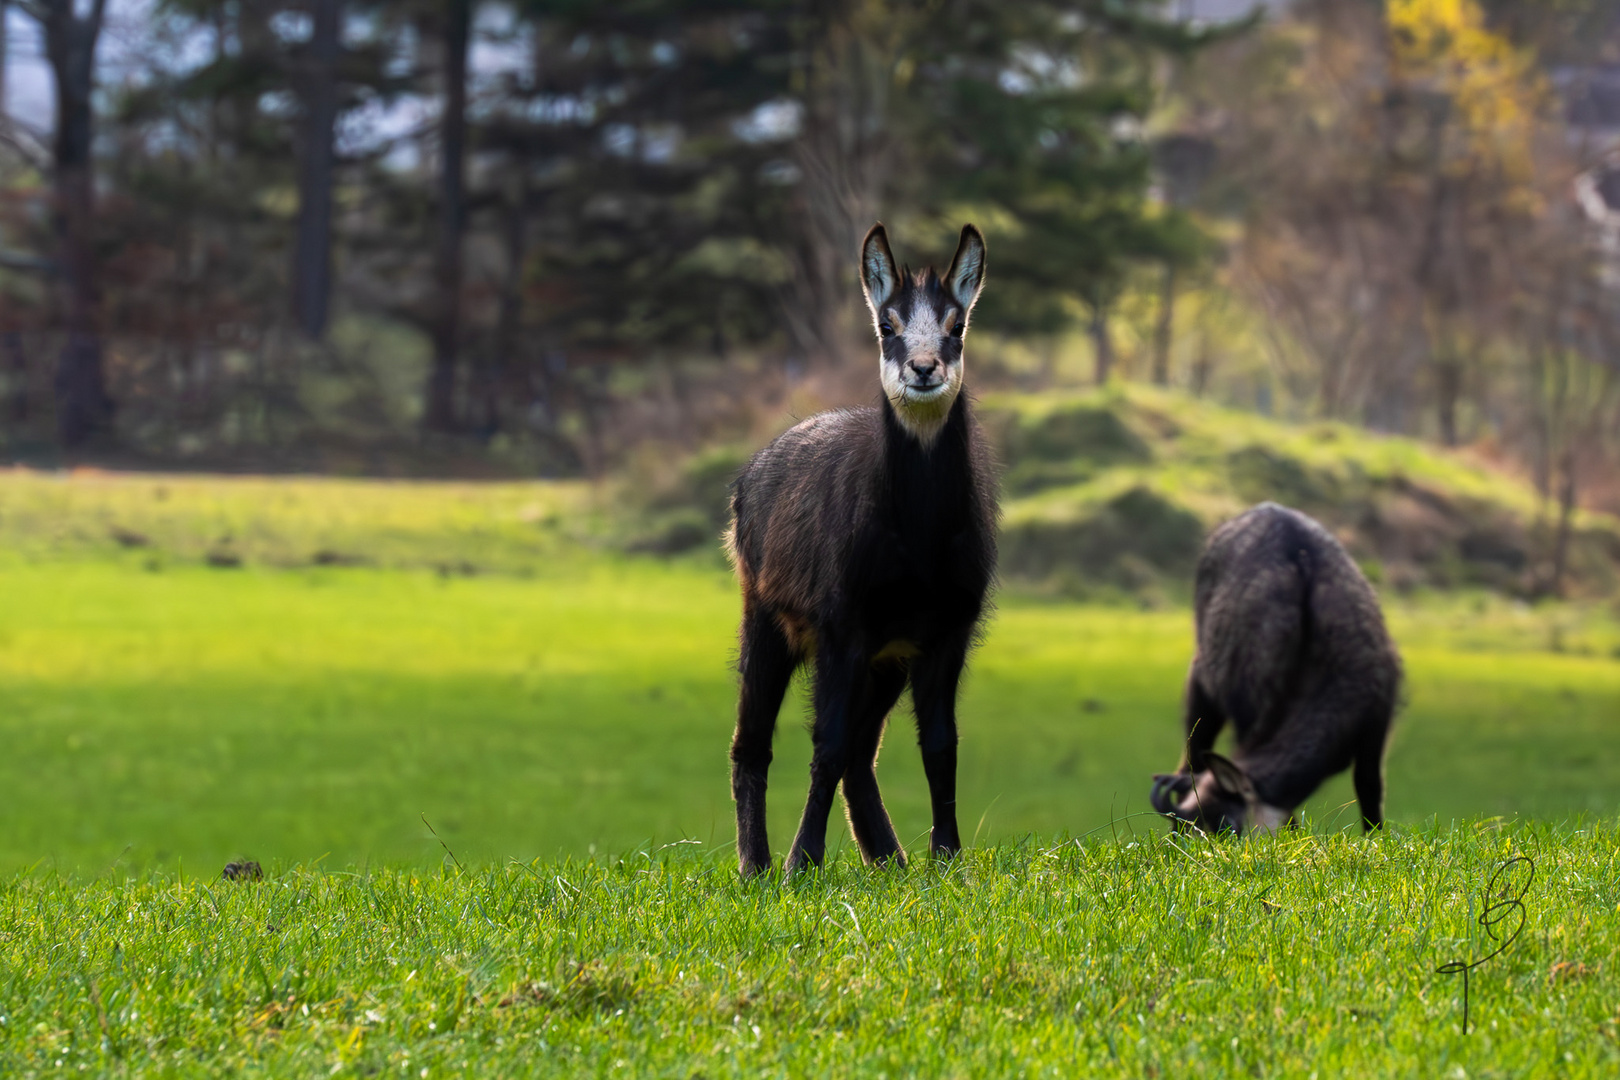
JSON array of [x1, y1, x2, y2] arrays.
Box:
[[880, 322, 895, 337], [950, 321, 965, 339]]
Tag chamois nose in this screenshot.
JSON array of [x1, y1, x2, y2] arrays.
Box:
[[908, 358, 941, 384]]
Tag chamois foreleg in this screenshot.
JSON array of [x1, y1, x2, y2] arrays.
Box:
[[841, 664, 909, 867], [910, 636, 970, 859], [1180, 669, 1228, 775], [786, 637, 863, 874], [731, 601, 796, 877]]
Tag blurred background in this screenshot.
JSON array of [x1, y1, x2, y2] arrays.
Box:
[[0, 0, 1615, 873]]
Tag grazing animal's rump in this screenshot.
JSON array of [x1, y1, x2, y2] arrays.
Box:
[[1151, 502, 1401, 835], [726, 224, 997, 876]]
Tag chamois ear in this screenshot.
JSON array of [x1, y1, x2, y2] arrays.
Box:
[[861, 223, 899, 315], [1204, 753, 1256, 801], [945, 224, 986, 313]]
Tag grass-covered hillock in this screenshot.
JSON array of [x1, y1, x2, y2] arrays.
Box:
[[979, 386, 1620, 600]]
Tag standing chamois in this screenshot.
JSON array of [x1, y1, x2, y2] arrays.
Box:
[[725, 224, 997, 876], [1151, 502, 1401, 835]]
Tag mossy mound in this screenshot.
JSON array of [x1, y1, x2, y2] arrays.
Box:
[[622, 443, 753, 556], [982, 386, 1620, 599]]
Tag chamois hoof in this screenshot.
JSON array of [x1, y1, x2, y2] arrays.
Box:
[[783, 846, 824, 879], [928, 826, 962, 860], [738, 857, 774, 879]]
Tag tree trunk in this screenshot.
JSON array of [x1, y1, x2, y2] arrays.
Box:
[[0, 0, 10, 119], [1151, 262, 1176, 386], [783, 5, 892, 372], [484, 163, 529, 438], [40, 0, 111, 451], [292, 0, 342, 341], [1, 331, 27, 427], [1548, 448, 1576, 599], [1038, 338, 1057, 386], [423, 0, 472, 434], [1089, 296, 1114, 386], [1435, 355, 1461, 447], [1190, 327, 1213, 398]]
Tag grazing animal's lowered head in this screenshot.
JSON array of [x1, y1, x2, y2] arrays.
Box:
[[1151, 753, 1291, 836], [861, 223, 986, 446]]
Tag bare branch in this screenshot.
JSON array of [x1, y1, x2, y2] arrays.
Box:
[[12, 0, 48, 26], [0, 119, 51, 171]]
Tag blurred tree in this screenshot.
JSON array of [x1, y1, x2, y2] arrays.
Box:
[[23, 0, 112, 449], [900, 0, 1224, 384], [0, 0, 1238, 463], [1511, 210, 1620, 596], [423, 0, 471, 433], [293, 0, 343, 340], [1388, 0, 1546, 445]]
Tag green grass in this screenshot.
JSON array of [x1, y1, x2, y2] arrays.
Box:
[[0, 548, 1614, 876], [1, 470, 1617, 1075], [2, 824, 1615, 1076], [0, 470, 604, 572]]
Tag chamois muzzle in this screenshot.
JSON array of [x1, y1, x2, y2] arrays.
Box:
[[905, 358, 944, 391]]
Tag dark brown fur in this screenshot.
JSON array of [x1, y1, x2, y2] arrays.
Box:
[[726, 225, 997, 876], [1151, 502, 1401, 834]]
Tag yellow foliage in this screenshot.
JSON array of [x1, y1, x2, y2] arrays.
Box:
[[1387, 0, 1543, 181]]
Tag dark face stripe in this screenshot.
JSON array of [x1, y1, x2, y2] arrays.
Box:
[[882, 274, 964, 372]]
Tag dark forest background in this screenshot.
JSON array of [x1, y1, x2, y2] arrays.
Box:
[[0, 0, 1615, 520]]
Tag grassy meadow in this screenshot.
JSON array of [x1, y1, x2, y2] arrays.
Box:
[[0, 469, 1616, 1075], [0, 468, 1618, 873], [0, 478, 1615, 873], [3, 825, 1617, 1076]]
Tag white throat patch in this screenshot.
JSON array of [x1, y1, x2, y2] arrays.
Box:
[[879, 303, 963, 446]]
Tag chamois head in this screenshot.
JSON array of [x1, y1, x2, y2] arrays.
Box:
[[1150, 754, 1290, 836], [860, 223, 986, 445]]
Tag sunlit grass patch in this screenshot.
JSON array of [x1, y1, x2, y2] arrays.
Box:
[[2, 822, 1614, 1076], [0, 469, 606, 573]]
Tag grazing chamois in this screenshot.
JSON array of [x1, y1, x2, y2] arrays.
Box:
[[1151, 502, 1401, 835], [725, 224, 997, 876]]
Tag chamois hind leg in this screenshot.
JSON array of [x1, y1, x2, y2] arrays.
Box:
[[910, 635, 971, 859], [731, 602, 796, 877], [786, 637, 862, 875], [841, 664, 909, 867], [1352, 726, 1388, 833]]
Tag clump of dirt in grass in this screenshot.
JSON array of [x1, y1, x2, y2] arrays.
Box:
[[495, 962, 637, 1016], [109, 525, 150, 548], [311, 549, 369, 567]]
